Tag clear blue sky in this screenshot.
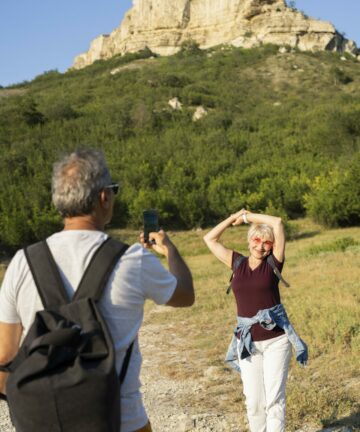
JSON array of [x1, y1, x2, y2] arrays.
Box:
[[0, 0, 359, 87]]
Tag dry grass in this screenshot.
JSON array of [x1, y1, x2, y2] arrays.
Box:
[[0, 88, 27, 98], [110, 57, 159, 75]]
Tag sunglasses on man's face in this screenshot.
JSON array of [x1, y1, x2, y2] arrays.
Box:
[[104, 182, 119, 195], [251, 237, 273, 248]]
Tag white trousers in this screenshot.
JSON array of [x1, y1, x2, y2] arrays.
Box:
[[238, 334, 292, 432]]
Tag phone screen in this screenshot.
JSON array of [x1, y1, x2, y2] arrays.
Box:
[[143, 209, 159, 243]]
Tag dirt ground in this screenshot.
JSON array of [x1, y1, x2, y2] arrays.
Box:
[[140, 318, 243, 432]]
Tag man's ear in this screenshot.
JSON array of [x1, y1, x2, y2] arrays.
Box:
[[99, 189, 111, 210]]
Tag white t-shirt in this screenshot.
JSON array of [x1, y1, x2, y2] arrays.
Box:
[[0, 230, 177, 432]]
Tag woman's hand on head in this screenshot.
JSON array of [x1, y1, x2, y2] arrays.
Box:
[[231, 208, 249, 226]]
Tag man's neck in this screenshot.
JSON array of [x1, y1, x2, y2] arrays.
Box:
[[63, 215, 104, 232]]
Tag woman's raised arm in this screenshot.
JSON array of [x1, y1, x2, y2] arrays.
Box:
[[203, 210, 247, 268]]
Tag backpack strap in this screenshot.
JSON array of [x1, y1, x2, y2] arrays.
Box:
[[73, 238, 129, 302], [266, 254, 290, 287], [73, 238, 133, 385], [25, 241, 70, 308], [119, 341, 134, 384], [226, 255, 246, 295]]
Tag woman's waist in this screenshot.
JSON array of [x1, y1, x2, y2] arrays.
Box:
[[248, 324, 285, 342], [236, 301, 281, 318], [235, 303, 288, 334]]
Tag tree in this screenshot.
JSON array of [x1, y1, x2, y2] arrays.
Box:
[[305, 154, 360, 227], [21, 97, 45, 126], [179, 39, 203, 56]]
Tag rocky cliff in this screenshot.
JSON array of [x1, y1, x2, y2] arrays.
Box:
[[73, 0, 358, 69]]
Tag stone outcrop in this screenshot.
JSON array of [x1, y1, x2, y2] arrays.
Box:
[[192, 106, 208, 121], [73, 0, 358, 69], [168, 97, 183, 110]]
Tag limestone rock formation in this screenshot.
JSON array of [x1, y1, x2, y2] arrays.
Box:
[[73, 0, 358, 69]]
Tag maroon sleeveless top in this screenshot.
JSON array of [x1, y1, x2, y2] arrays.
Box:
[[231, 251, 285, 341]]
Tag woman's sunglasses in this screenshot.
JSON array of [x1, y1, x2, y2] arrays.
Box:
[[251, 237, 273, 248]]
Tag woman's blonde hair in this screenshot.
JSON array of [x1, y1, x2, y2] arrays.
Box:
[[247, 224, 274, 243]]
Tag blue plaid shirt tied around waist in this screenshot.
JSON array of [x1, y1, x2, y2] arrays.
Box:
[[225, 303, 308, 373]]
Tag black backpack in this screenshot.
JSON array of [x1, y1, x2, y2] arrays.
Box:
[[226, 254, 290, 294], [2, 237, 133, 432]]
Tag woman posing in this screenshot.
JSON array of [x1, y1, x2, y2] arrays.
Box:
[[203, 210, 307, 432]]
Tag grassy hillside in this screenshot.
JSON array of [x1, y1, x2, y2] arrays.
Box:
[[0, 44, 360, 249], [110, 221, 360, 430]]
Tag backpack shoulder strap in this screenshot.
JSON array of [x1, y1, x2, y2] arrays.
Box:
[[266, 254, 290, 287], [233, 255, 246, 272], [226, 254, 246, 295], [73, 238, 129, 302], [119, 341, 134, 384], [24, 241, 69, 308]]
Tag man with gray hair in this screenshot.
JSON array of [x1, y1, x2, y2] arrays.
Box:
[[0, 149, 194, 432]]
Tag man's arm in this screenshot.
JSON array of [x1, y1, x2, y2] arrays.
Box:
[[0, 322, 22, 394], [140, 230, 195, 307], [163, 241, 194, 307]]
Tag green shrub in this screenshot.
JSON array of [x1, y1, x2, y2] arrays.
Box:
[[178, 39, 203, 56], [307, 237, 360, 256], [305, 155, 360, 227], [33, 69, 62, 84], [20, 97, 46, 126], [160, 74, 191, 88], [43, 100, 79, 121], [331, 67, 353, 85]]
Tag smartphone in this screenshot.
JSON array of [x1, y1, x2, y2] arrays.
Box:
[[143, 209, 159, 243]]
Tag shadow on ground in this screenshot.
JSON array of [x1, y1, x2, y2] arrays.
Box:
[[319, 410, 360, 431], [291, 230, 321, 241]]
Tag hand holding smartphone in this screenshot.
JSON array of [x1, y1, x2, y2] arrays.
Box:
[[143, 209, 159, 244]]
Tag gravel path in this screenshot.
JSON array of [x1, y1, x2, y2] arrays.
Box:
[[140, 322, 242, 432]]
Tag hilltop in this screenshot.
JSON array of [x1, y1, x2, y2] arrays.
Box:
[[0, 45, 359, 250], [73, 0, 359, 69]]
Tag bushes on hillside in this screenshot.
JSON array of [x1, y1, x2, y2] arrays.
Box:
[[0, 45, 360, 248], [305, 154, 360, 227], [21, 97, 46, 126]]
